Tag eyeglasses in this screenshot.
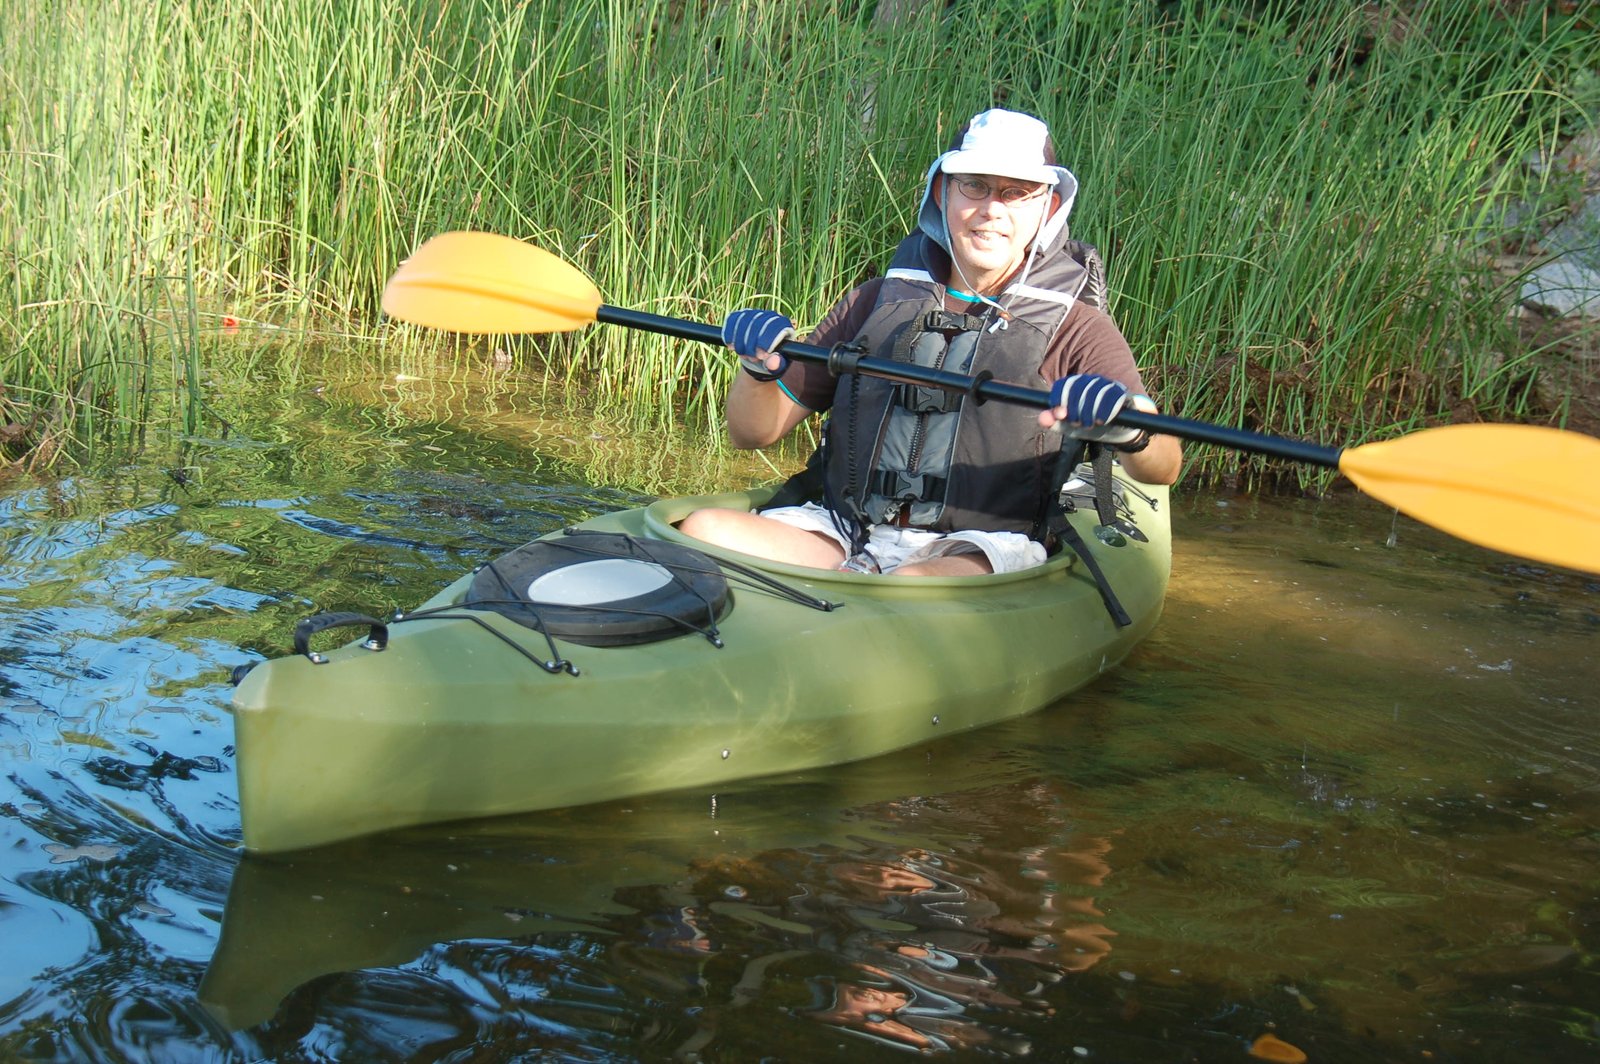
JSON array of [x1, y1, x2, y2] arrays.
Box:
[[949, 176, 1050, 206]]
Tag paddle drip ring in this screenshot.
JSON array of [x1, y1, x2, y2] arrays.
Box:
[[464, 532, 731, 647]]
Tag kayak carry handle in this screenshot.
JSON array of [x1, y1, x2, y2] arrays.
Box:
[[293, 612, 390, 664]]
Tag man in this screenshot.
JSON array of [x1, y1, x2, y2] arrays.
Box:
[[679, 109, 1181, 576]]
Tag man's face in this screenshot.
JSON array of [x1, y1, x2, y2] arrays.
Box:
[[940, 173, 1054, 283]]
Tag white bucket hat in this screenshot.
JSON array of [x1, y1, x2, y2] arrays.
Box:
[[937, 109, 1059, 186]]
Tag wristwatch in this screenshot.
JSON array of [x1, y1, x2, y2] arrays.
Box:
[[1117, 394, 1155, 453], [1117, 430, 1151, 454]]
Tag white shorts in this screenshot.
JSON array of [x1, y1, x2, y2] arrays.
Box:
[[759, 502, 1047, 575]]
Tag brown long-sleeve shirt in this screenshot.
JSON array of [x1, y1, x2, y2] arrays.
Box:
[[780, 277, 1150, 411]]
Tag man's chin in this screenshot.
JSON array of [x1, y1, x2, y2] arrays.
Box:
[[952, 250, 1017, 279]]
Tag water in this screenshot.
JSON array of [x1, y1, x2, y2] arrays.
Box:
[[2, 366, 1596, 1062]]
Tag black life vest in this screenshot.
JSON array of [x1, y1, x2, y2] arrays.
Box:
[[819, 233, 1108, 540]]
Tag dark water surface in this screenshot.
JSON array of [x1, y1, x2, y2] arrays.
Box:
[[2, 367, 1596, 1062]]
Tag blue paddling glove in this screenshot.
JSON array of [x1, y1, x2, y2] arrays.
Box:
[[722, 309, 794, 382], [1048, 373, 1145, 449]]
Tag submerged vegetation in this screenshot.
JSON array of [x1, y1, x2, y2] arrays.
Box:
[[3, 0, 1597, 478]]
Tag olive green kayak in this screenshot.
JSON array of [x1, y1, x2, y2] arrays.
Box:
[[230, 475, 1170, 852]]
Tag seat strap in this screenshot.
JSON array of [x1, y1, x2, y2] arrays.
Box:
[[1043, 438, 1132, 628]]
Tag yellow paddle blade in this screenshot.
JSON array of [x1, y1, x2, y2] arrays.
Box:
[[381, 232, 602, 334], [1339, 423, 1600, 573]]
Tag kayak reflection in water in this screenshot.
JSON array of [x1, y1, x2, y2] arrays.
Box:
[[680, 107, 1180, 577], [624, 791, 1118, 1056], [796, 838, 1117, 1053]]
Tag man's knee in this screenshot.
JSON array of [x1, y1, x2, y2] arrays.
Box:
[[677, 507, 741, 543]]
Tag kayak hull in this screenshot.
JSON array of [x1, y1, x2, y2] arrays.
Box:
[[231, 482, 1170, 852]]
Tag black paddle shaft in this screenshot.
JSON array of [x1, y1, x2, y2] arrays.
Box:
[[597, 304, 1343, 469]]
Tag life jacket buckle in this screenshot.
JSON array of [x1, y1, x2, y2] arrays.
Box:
[[890, 471, 927, 498], [899, 384, 961, 414]]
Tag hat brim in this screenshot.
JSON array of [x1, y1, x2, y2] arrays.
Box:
[[938, 150, 1059, 186]]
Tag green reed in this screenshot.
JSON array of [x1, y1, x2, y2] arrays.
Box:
[[3, 0, 1595, 478]]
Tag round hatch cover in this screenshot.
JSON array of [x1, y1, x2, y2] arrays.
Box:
[[465, 532, 730, 647], [525, 558, 675, 605]]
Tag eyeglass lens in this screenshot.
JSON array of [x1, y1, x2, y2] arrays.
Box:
[[953, 177, 1044, 205]]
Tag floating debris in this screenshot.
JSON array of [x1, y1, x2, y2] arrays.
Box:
[[44, 843, 121, 864], [1249, 1032, 1308, 1062]]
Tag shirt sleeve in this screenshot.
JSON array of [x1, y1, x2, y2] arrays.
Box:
[[1038, 303, 1151, 397], [778, 278, 885, 412]]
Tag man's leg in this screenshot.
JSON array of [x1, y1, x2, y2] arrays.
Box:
[[893, 530, 1045, 577], [893, 552, 994, 577], [677, 507, 847, 569]]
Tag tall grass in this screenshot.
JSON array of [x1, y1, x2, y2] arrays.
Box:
[[2, 0, 1595, 478], [1044, 3, 1600, 460]]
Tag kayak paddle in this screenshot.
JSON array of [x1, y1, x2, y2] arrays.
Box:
[[381, 231, 1600, 575]]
